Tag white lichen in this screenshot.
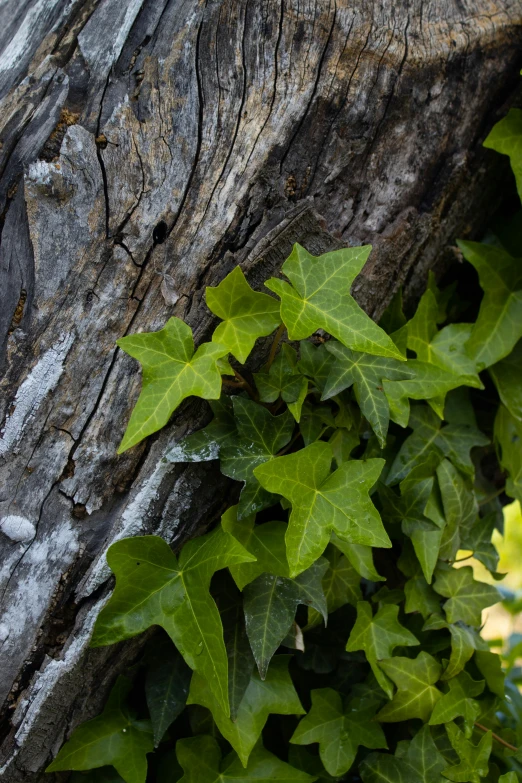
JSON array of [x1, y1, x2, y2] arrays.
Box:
[[0, 515, 36, 542], [0, 332, 74, 456]]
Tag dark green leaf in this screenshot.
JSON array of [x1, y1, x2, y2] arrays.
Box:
[[145, 636, 191, 746], [442, 723, 492, 783], [377, 652, 443, 722]]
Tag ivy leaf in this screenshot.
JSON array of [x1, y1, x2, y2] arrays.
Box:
[[442, 624, 481, 681], [166, 398, 236, 463], [46, 677, 153, 783], [322, 342, 413, 446], [387, 406, 488, 486], [307, 545, 362, 628], [290, 688, 387, 776], [254, 344, 309, 422], [495, 404, 522, 502], [489, 339, 522, 421], [176, 736, 314, 783], [474, 650, 505, 698], [298, 341, 335, 392], [244, 559, 328, 678], [254, 442, 390, 577], [460, 513, 500, 574], [405, 574, 441, 620], [71, 770, 124, 783], [220, 397, 294, 518], [483, 108, 522, 200], [187, 656, 304, 767], [346, 601, 419, 698], [377, 652, 443, 723], [265, 244, 404, 359], [331, 535, 384, 582], [442, 723, 492, 783], [221, 507, 289, 589], [458, 241, 522, 369], [117, 318, 228, 452], [216, 572, 255, 721], [429, 671, 484, 736], [361, 725, 446, 783], [145, 635, 191, 747], [433, 564, 500, 627], [436, 459, 477, 561], [205, 266, 281, 363], [91, 529, 255, 717]]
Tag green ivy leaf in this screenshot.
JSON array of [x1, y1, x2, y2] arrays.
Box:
[[206, 266, 281, 363], [176, 735, 315, 783], [187, 656, 304, 767], [474, 650, 505, 698], [442, 624, 481, 681], [254, 344, 308, 422], [377, 652, 443, 722], [166, 398, 236, 463], [244, 559, 328, 678], [216, 572, 255, 722], [484, 108, 522, 200], [254, 442, 390, 577], [322, 342, 413, 446], [489, 339, 522, 421], [442, 723, 492, 783], [331, 535, 384, 581], [145, 635, 191, 747], [117, 318, 228, 452], [220, 397, 294, 518], [265, 244, 403, 359], [429, 671, 485, 736], [298, 341, 335, 392], [498, 773, 519, 783], [46, 677, 153, 783], [346, 601, 419, 698], [460, 513, 500, 575], [91, 529, 255, 717], [361, 725, 446, 783], [387, 406, 488, 486], [433, 564, 500, 627], [221, 507, 289, 589], [290, 688, 387, 776], [436, 459, 477, 561], [307, 545, 362, 628], [495, 404, 522, 502], [458, 241, 522, 370]]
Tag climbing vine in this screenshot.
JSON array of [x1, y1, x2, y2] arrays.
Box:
[[47, 107, 522, 783]]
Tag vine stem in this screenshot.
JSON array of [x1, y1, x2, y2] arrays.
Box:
[[266, 323, 286, 370], [233, 369, 257, 400], [474, 723, 518, 752]]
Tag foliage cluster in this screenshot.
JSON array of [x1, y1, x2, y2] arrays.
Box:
[[47, 107, 522, 783]]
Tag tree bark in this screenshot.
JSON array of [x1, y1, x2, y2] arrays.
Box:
[[0, 0, 521, 778]]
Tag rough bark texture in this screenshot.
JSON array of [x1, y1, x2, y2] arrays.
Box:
[[0, 0, 521, 778]]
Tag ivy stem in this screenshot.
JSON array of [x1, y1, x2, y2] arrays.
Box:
[[266, 323, 286, 370], [233, 369, 257, 400], [478, 487, 505, 506], [474, 723, 518, 752]]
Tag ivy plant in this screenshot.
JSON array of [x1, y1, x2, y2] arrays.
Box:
[[47, 106, 522, 783]]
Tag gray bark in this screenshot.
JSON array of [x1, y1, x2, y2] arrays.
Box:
[[0, 0, 521, 778]]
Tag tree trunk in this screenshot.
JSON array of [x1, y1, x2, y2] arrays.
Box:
[[0, 0, 521, 778]]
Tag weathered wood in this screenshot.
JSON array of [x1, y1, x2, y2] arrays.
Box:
[[0, 0, 521, 778]]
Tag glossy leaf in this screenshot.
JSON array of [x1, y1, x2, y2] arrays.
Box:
[[254, 442, 390, 576], [117, 317, 228, 452], [290, 688, 387, 776], [458, 240, 522, 369], [489, 339, 522, 421], [221, 508, 289, 589], [361, 725, 446, 783], [220, 397, 294, 518], [46, 677, 153, 783], [244, 559, 328, 678], [254, 344, 308, 421], [145, 636, 191, 746], [322, 342, 413, 446], [484, 108, 522, 200], [187, 656, 304, 766], [442, 723, 492, 783], [206, 266, 281, 363], [429, 671, 484, 736], [495, 404, 522, 502], [346, 601, 419, 698], [377, 652, 443, 722], [307, 545, 361, 628], [91, 529, 255, 717], [176, 735, 315, 783], [433, 564, 500, 627], [265, 244, 403, 359], [166, 398, 236, 463]]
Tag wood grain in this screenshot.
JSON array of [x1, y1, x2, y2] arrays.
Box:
[[0, 0, 521, 778]]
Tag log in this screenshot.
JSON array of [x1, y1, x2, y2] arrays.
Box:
[[0, 0, 521, 778]]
